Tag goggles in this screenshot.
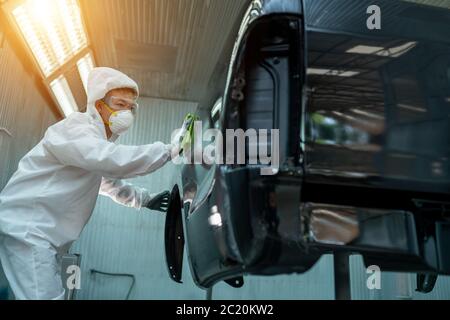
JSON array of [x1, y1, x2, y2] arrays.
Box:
[[101, 96, 139, 114]]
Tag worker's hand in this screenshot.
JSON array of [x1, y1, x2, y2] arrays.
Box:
[[170, 143, 182, 160], [171, 115, 196, 156], [170, 131, 185, 159], [144, 190, 170, 212]]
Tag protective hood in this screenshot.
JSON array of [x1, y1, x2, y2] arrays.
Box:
[[85, 67, 139, 141]]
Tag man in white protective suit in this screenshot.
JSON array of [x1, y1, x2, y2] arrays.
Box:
[[0, 67, 186, 300]]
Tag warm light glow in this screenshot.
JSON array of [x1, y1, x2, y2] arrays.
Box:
[[50, 76, 78, 117], [77, 53, 94, 92], [12, 0, 88, 77]]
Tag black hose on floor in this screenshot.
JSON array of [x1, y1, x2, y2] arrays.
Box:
[[90, 269, 136, 300]]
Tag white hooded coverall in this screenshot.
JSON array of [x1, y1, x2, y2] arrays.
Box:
[[0, 67, 172, 299]]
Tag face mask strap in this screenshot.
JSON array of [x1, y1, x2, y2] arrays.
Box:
[[100, 99, 118, 127]]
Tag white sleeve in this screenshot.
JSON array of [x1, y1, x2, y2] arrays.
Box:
[[42, 122, 173, 179], [99, 177, 152, 210]]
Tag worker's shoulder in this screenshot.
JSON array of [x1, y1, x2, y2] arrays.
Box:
[[47, 112, 103, 138]]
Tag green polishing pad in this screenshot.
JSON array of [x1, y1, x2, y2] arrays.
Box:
[[180, 113, 199, 155]]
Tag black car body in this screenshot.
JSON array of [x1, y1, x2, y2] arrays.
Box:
[[165, 0, 450, 289]]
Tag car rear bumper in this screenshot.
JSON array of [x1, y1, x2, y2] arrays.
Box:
[[208, 166, 450, 281]]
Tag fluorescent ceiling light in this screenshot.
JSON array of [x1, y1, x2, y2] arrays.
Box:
[[378, 42, 417, 58], [308, 68, 360, 77], [347, 45, 385, 55], [77, 53, 94, 92], [346, 42, 417, 58], [351, 109, 385, 120], [12, 0, 88, 77], [50, 76, 78, 117], [397, 103, 426, 113]]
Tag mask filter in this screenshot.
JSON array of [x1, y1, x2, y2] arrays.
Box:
[[108, 110, 134, 135]]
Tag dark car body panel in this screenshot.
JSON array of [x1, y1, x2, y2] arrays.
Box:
[[164, 185, 184, 283], [164, 0, 450, 289]]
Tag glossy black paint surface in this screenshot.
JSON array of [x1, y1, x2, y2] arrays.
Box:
[[164, 185, 184, 283]]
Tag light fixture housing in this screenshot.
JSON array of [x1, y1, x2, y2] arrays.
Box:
[[2, 0, 95, 117]]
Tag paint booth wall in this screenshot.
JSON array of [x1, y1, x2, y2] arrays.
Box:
[[0, 31, 59, 299]]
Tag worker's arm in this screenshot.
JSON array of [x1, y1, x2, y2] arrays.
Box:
[[99, 178, 170, 211], [99, 177, 148, 209], [42, 119, 173, 179]]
